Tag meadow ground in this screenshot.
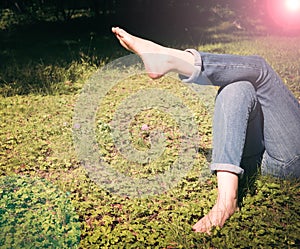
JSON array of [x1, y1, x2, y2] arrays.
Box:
[[0, 21, 300, 248]]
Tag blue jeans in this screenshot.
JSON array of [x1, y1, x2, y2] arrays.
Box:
[[181, 50, 300, 179]]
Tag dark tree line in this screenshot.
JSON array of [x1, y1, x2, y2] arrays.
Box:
[[1, 0, 114, 21], [0, 0, 267, 29]]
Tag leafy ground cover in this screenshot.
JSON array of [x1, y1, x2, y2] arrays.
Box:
[[0, 24, 300, 248]]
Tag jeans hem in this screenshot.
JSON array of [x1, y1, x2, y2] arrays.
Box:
[[210, 163, 244, 176], [181, 49, 202, 83]]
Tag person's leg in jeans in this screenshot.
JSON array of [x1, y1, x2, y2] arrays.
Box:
[[192, 81, 265, 232], [111, 27, 300, 233], [189, 51, 300, 178], [211, 81, 264, 176]]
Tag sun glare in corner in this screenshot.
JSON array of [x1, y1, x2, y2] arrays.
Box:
[[267, 0, 300, 30], [285, 0, 300, 11]]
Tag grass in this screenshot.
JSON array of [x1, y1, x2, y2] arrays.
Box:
[[0, 20, 300, 248]]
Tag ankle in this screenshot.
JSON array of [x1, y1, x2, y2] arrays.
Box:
[[141, 51, 176, 79], [215, 196, 238, 214]]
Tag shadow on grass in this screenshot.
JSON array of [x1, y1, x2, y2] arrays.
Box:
[[0, 15, 255, 96]]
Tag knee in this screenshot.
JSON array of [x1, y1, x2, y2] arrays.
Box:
[[252, 55, 268, 67], [216, 81, 257, 106]]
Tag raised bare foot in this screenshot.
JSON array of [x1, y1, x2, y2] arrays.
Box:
[[112, 27, 174, 79], [112, 27, 195, 79]]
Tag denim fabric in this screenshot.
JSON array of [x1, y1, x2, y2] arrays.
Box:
[[211, 81, 264, 176], [181, 50, 300, 178]]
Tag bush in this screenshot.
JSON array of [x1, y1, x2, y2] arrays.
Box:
[[0, 175, 81, 249]]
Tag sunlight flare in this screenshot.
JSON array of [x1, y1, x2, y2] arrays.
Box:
[[285, 0, 300, 11]]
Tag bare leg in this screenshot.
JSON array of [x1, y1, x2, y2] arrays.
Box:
[[112, 27, 195, 79]]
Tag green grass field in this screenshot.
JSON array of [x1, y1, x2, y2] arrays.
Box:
[[0, 21, 300, 248]]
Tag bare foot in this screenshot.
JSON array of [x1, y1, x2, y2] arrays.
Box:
[[112, 27, 174, 79], [193, 200, 238, 234], [112, 27, 195, 79], [193, 171, 239, 234]]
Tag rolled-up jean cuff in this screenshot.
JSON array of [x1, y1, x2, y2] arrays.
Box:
[[179, 49, 202, 83], [210, 163, 244, 176]]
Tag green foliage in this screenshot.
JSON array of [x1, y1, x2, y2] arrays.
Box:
[[0, 59, 97, 97], [95, 74, 212, 179], [0, 9, 25, 30], [0, 175, 80, 248]]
